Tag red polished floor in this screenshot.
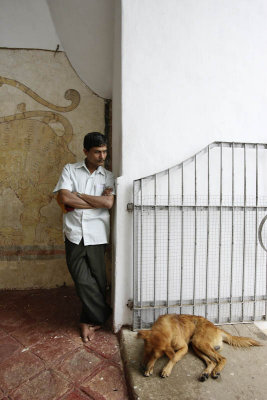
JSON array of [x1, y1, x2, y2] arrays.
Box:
[[0, 287, 129, 400]]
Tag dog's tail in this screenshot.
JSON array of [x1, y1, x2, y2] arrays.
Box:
[[222, 330, 262, 348]]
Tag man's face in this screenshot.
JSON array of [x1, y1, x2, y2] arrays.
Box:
[[84, 145, 108, 170]]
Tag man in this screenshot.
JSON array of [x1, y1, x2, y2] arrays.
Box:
[[53, 132, 115, 342]]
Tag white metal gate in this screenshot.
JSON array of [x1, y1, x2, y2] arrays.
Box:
[[133, 142, 267, 330]]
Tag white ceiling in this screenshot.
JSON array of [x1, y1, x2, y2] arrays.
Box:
[[47, 0, 115, 99]]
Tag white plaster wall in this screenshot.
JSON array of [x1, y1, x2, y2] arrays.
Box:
[[111, 0, 123, 322], [47, 0, 115, 99], [113, 0, 267, 330], [0, 0, 62, 50], [112, 0, 122, 178]]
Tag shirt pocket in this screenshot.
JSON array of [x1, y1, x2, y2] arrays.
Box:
[[94, 183, 105, 196]]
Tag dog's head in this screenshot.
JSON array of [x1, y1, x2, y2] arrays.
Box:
[[138, 329, 165, 365]]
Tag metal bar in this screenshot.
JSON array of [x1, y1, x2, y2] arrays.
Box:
[[140, 179, 143, 329], [218, 143, 223, 322], [167, 169, 170, 311], [133, 181, 136, 329], [213, 142, 267, 149], [230, 143, 234, 322], [193, 155, 197, 315], [133, 142, 267, 184], [205, 145, 210, 319], [254, 145, 258, 320], [180, 163, 184, 313], [133, 294, 267, 311], [266, 246, 267, 320], [133, 205, 267, 211], [153, 175, 157, 323], [242, 145, 247, 321]]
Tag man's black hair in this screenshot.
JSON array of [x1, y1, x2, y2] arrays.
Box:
[[83, 132, 107, 151]]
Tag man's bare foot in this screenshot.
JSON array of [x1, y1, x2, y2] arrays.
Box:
[[80, 323, 101, 342]]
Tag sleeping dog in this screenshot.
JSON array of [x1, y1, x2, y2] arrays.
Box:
[[138, 314, 262, 381]]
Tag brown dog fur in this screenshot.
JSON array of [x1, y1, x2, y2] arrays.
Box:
[[138, 314, 262, 381]]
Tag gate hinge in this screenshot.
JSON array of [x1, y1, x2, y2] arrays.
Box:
[[127, 299, 133, 309], [127, 203, 134, 212]]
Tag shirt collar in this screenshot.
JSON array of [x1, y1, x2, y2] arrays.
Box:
[[75, 160, 105, 175], [96, 166, 105, 175], [75, 161, 85, 169]]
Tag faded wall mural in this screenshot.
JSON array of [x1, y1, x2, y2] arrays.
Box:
[[0, 49, 106, 289]]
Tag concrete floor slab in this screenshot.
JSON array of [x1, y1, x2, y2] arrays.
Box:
[[121, 323, 267, 400]]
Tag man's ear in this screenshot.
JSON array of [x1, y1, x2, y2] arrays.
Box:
[[137, 330, 151, 340]]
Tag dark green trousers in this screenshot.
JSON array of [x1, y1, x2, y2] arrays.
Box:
[[65, 237, 112, 325]]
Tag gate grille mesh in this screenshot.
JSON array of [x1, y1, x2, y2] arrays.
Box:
[[133, 142, 267, 330]]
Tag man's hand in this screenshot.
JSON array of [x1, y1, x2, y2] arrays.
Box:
[[102, 187, 113, 196], [56, 193, 74, 213], [65, 205, 75, 212]]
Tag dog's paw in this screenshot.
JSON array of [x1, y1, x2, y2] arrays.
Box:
[[199, 373, 209, 382], [160, 368, 170, 378], [211, 371, 220, 379], [144, 369, 153, 377]]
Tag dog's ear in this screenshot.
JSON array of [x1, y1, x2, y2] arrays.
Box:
[[137, 330, 151, 340]]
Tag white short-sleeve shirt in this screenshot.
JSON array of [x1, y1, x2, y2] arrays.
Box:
[[53, 160, 115, 245]]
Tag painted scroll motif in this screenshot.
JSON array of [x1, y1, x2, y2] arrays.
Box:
[[0, 76, 79, 249]]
